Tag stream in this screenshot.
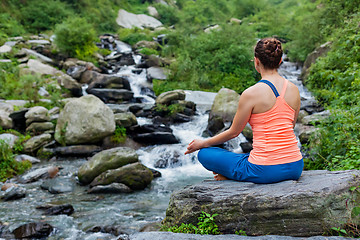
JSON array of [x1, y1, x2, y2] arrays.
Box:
[[0, 48, 314, 239]]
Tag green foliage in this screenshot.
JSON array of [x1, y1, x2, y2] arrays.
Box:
[[54, 17, 97, 59], [20, 0, 73, 33], [0, 13, 25, 38], [139, 47, 159, 56], [161, 211, 220, 235], [0, 62, 47, 103], [303, 15, 360, 171], [235, 229, 247, 236], [154, 103, 185, 117], [0, 140, 32, 182], [154, 3, 179, 26], [111, 126, 127, 144], [118, 28, 153, 46]]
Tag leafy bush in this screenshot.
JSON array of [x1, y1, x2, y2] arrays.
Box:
[[0, 13, 25, 39], [20, 0, 73, 33], [161, 211, 220, 235], [0, 140, 32, 182], [111, 126, 127, 143], [118, 28, 153, 46], [54, 17, 97, 59]]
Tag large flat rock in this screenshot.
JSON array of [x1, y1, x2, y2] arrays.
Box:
[[163, 170, 360, 237], [129, 232, 353, 240]]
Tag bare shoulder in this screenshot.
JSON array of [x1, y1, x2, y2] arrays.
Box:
[[285, 81, 300, 99], [242, 83, 265, 99]]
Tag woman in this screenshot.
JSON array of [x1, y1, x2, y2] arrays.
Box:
[[185, 38, 303, 184]]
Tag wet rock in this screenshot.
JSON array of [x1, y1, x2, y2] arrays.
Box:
[[118, 53, 136, 66], [156, 90, 185, 105], [132, 132, 179, 145], [205, 115, 225, 136], [23, 133, 52, 153], [19, 166, 59, 183], [87, 74, 131, 91], [1, 183, 18, 191], [116, 9, 163, 29], [55, 72, 83, 97], [15, 154, 41, 164], [26, 122, 54, 133], [37, 204, 74, 216], [87, 88, 134, 102], [67, 65, 87, 80], [241, 124, 253, 142], [54, 95, 115, 145], [301, 110, 330, 126], [78, 147, 139, 185], [115, 40, 132, 54], [209, 88, 240, 122], [240, 142, 253, 153], [80, 70, 103, 84], [163, 170, 360, 236], [150, 168, 161, 178], [12, 222, 53, 239], [0, 186, 26, 201], [51, 145, 102, 156], [41, 178, 74, 194], [115, 112, 138, 128], [0, 133, 19, 148], [87, 225, 127, 236], [91, 162, 153, 190], [88, 183, 133, 194], [128, 124, 172, 135], [154, 151, 181, 168]]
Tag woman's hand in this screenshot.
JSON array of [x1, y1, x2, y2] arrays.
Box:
[[184, 139, 207, 155]]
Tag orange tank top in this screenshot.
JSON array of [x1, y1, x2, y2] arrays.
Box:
[[248, 79, 302, 165]]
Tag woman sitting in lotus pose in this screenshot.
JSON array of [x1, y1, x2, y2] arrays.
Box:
[[185, 38, 303, 184]]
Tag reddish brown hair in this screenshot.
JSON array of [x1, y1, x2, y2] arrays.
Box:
[[254, 38, 283, 69]]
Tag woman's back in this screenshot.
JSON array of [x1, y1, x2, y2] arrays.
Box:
[[248, 79, 302, 165]]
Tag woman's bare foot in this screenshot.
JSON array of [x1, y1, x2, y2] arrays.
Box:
[[212, 172, 229, 181]]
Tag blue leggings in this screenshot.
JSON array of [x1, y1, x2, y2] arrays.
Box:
[[198, 147, 303, 184]]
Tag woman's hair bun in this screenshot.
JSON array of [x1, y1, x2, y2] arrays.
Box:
[[255, 38, 283, 69]]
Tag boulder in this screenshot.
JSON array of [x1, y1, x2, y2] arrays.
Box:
[[134, 40, 159, 50], [0, 44, 12, 54], [66, 65, 87, 80], [88, 183, 133, 194], [301, 42, 332, 80], [24, 106, 50, 126], [298, 124, 319, 145], [86, 88, 134, 102], [297, 109, 309, 123], [87, 74, 131, 91], [128, 232, 352, 240], [36, 204, 74, 216], [205, 115, 225, 136], [209, 88, 240, 122], [0, 110, 13, 129], [40, 178, 74, 194], [156, 90, 185, 105], [55, 72, 82, 97], [0, 102, 14, 113], [0, 186, 26, 201], [78, 147, 138, 185], [147, 67, 167, 80], [114, 112, 138, 127], [12, 222, 53, 239], [0, 133, 19, 148], [50, 145, 102, 156], [14, 154, 41, 164], [147, 6, 160, 18], [90, 162, 154, 190], [54, 95, 115, 145], [26, 122, 54, 133], [116, 9, 163, 29], [115, 40, 132, 54], [241, 124, 253, 142], [132, 132, 179, 145], [19, 166, 59, 183], [301, 110, 331, 126], [22, 59, 57, 75], [163, 170, 360, 237], [23, 133, 52, 153], [21, 48, 53, 64]]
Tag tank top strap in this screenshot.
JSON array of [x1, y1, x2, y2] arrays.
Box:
[[280, 79, 288, 98], [258, 80, 279, 97]]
